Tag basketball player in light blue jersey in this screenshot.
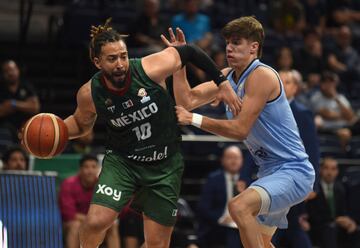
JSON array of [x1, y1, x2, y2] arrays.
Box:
[[164, 17, 315, 248]]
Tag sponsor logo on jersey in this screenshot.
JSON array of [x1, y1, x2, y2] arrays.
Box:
[[107, 105, 115, 113], [110, 102, 158, 128], [127, 146, 168, 162], [138, 88, 151, 103], [105, 98, 116, 113], [122, 99, 133, 109], [96, 184, 122, 201], [254, 147, 268, 159]]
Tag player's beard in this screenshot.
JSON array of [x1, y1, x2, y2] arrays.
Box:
[[103, 69, 127, 88]]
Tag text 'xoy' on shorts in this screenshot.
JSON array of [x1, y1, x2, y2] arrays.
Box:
[[249, 160, 315, 229], [91, 151, 184, 226]]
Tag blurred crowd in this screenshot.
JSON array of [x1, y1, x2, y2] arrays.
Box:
[[1, 0, 360, 247]]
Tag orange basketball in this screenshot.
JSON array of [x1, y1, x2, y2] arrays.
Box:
[[22, 113, 69, 159]]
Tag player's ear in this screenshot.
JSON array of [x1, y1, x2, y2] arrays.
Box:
[[93, 57, 102, 70], [250, 42, 259, 55]]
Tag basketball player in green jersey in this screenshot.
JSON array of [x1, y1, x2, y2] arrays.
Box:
[[63, 19, 241, 248]]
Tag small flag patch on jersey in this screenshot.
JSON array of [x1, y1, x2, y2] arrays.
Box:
[[172, 209, 178, 216], [122, 99, 133, 109]]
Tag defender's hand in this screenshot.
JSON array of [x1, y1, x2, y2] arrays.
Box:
[[175, 106, 193, 125], [161, 27, 186, 47], [211, 81, 242, 116]]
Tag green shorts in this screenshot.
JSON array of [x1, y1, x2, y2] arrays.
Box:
[[91, 151, 184, 226]]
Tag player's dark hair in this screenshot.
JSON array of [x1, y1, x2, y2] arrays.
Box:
[[79, 154, 99, 167], [2, 146, 29, 169], [89, 18, 128, 61], [221, 16, 265, 58]]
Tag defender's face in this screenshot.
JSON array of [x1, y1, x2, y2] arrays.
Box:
[[225, 36, 258, 68], [95, 40, 129, 86]]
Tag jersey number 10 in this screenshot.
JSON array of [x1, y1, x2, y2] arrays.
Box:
[[132, 122, 152, 141]]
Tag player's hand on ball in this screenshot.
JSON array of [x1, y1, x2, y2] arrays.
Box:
[[211, 81, 242, 116], [175, 106, 192, 125], [161, 27, 186, 47]]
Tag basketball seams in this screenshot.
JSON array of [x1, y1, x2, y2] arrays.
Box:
[[23, 115, 38, 154], [48, 114, 60, 158], [37, 114, 45, 157]]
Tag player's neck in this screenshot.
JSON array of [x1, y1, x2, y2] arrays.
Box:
[[233, 56, 258, 81]]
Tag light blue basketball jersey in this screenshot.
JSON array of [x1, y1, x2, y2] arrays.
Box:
[[226, 59, 311, 175]]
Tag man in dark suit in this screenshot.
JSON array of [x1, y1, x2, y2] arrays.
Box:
[[307, 157, 360, 248], [272, 70, 320, 248], [197, 146, 245, 248]]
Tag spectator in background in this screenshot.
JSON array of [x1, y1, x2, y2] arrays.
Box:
[[276, 46, 294, 71], [59, 155, 120, 248], [307, 157, 360, 248], [1, 146, 28, 171], [269, 0, 306, 36], [129, 0, 168, 54], [327, 25, 360, 95], [296, 29, 326, 91], [272, 70, 320, 248], [310, 71, 359, 152], [303, 0, 326, 35], [171, 0, 212, 51], [0, 60, 40, 142], [197, 146, 245, 248]]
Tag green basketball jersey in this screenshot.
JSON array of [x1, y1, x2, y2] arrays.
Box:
[[91, 58, 181, 162]]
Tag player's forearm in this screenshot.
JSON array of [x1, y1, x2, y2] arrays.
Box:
[[173, 68, 218, 110], [173, 67, 193, 109], [199, 116, 246, 140], [64, 115, 91, 140]]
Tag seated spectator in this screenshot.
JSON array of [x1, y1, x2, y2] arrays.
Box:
[[128, 0, 168, 55], [1, 146, 29, 171], [171, 0, 212, 51], [269, 0, 306, 36], [295, 29, 326, 90], [327, 25, 360, 94], [197, 145, 245, 248], [59, 155, 120, 248], [276, 46, 294, 71], [303, 0, 326, 35], [307, 157, 360, 248], [0, 60, 40, 142], [310, 71, 359, 152]]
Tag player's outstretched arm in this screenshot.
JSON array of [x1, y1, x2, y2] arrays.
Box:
[[64, 82, 97, 140], [176, 67, 279, 140], [141, 35, 241, 115], [160, 28, 219, 110]]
